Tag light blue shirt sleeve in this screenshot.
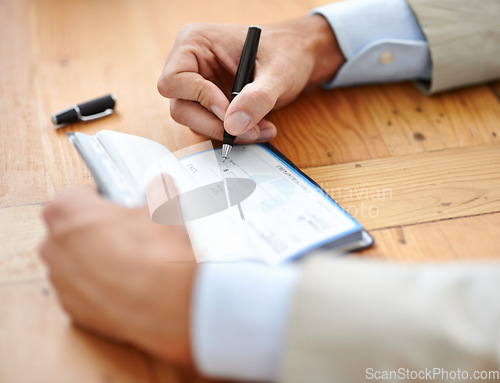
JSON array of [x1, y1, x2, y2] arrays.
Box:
[[191, 262, 301, 381], [312, 0, 431, 88]]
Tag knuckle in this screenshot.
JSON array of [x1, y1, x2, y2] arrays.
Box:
[[248, 85, 277, 112], [159, 23, 215, 101], [157, 69, 177, 98], [169, 99, 183, 124], [157, 77, 170, 98], [179, 22, 206, 38], [193, 78, 210, 108]]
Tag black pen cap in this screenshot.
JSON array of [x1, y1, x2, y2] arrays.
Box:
[[78, 94, 116, 117], [51, 94, 116, 126]]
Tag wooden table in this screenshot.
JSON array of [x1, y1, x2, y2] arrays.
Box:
[[1, 0, 499, 382]]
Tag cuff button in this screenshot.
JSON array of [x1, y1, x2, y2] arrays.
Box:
[[380, 52, 394, 64]]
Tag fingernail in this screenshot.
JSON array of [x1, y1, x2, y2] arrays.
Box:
[[226, 111, 252, 135], [211, 105, 225, 121], [238, 129, 258, 141]]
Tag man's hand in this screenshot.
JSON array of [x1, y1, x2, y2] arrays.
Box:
[[40, 187, 196, 365], [158, 15, 345, 143]]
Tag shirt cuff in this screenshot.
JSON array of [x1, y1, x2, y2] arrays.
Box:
[[191, 262, 301, 381], [312, 0, 431, 88]]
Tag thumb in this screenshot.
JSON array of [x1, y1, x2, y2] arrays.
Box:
[[224, 75, 279, 136]]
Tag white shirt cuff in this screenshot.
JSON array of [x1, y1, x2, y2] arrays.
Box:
[[191, 262, 301, 381], [313, 0, 431, 87]]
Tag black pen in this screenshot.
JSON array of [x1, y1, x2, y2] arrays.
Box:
[[221, 25, 261, 161], [51, 94, 116, 127]]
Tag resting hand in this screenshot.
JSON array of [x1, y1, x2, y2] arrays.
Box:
[[158, 15, 345, 143], [40, 187, 196, 365]]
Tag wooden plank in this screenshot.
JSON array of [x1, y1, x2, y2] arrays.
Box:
[[270, 81, 500, 168], [0, 0, 49, 208], [0, 204, 47, 284], [270, 87, 391, 168], [0, 281, 155, 383], [359, 212, 500, 262], [304, 143, 500, 229], [0, 278, 220, 383], [361, 83, 500, 155]]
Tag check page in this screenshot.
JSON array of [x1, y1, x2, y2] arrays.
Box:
[[179, 144, 361, 264]]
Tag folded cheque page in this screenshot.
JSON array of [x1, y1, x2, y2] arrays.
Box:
[[178, 145, 362, 264]]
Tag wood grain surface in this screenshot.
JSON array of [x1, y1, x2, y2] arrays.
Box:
[[304, 142, 500, 230], [1, 0, 499, 382]]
